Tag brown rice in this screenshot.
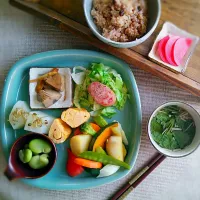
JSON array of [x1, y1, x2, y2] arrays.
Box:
[[91, 0, 148, 42]]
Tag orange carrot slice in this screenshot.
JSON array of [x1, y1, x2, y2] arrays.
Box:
[[90, 123, 101, 132], [92, 123, 118, 152], [74, 158, 102, 169]]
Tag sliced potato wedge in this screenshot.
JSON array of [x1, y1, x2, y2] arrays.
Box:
[[70, 134, 92, 156]]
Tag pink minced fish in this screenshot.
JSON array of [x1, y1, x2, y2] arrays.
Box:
[[88, 82, 116, 106]]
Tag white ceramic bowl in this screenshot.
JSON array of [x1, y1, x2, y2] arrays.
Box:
[[148, 101, 200, 157], [83, 0, 161, 48]]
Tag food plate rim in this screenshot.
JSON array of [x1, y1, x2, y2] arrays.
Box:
[[0, 49, 142, 190]]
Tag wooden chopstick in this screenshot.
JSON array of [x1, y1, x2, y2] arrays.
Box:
[[111, 153, 166, 200]]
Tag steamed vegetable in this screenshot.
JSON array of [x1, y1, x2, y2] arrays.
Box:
[[28, 154, 49, 169], [49, 118, 72, 144], [111, 122, 128, 145], [73, 63, 128, 112], [66, 148, 84, 177], [79, 151, 130, 169], [24, 111, 55, 134], [71, 66, 86, 85], [74, 158, 102, 169], [29, 139, 52, 154], [92, 122, 118, 151], [97, 164, 120, 178], [19, 149, 32, 163], [106, 136, 124, 161], [122, 144, 127, 158], [93, 115, 108, 127], [9, 101, 30, 129], [61, 108, 90, 128], [101, 107, 116, 118], [90, 107, 116, 119], [84, 168, 100, 177], [81, 122, 97, 136], [74, 123, 100, 136], [70, 135, 92, 156], [95, 146, 106, 154]]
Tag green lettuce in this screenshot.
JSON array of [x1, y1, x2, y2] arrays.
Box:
[[73, 63, 128, 114]]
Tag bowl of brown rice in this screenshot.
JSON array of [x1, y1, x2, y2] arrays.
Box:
[[84, 0, 161, 48]]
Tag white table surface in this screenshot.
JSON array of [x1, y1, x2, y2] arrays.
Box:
[[0, 0, 200, 200]]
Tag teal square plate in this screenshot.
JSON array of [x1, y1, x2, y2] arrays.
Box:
[[0, 50, 141, 190]]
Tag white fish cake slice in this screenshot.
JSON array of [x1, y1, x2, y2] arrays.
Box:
[[9, 101, 30, 129], [29, 68, 72, 109], [24, 111, 55, 134]]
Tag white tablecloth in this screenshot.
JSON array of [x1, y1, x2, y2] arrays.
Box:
[[0, 0, 200, 199]]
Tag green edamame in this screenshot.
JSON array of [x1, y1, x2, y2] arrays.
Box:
[[28, 154, 49, 169], [19, 149, 32, 163], [29, 139, 52, 154]]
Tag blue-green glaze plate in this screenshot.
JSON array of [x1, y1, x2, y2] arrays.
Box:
[[0, 50, 141, 190]]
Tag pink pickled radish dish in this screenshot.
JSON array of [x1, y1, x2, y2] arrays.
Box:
[[157, 35, 192, 66]]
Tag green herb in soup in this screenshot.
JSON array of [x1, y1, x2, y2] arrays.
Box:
[[151, 105, 195, 150]]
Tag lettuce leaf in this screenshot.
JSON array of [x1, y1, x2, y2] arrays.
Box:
[[73, 63, 128, 114]]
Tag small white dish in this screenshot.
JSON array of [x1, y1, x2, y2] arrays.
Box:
[[148, 101, 200, 157], [29, 68, 72, 109], [148, 22, 199, 73]]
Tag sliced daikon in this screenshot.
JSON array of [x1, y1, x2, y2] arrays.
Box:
[[24, 111, 55, 134], [165, 36, 179, 66], [173, 38, 192, 66], [9, 101, 30, 129]]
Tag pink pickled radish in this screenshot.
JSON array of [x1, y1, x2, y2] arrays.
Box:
[[173, 38, 192, 66], [157, 36, 170, 63], [165, 36, 180, 66]]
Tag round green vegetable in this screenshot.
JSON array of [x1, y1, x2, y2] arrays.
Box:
[[19, 149, 32, 163], [28, 154, 49, 169], [29, 139, 52, 154]]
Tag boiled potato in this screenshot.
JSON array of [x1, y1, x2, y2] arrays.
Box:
[[106, 136, 124, 161], [49, 118, 72, 144], [61, 108, 90, 128], [70, 135, 92, 156], [111, 123, 128, 145]]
